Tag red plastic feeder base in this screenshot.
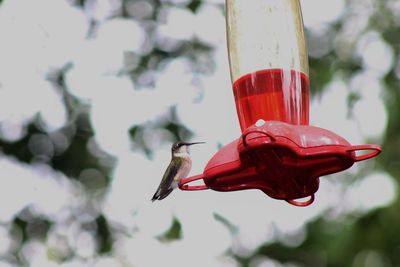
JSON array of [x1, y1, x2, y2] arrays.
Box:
[[179, 121, 381, 206]]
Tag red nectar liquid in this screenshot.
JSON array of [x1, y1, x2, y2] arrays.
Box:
[[233, 69, 310, 132]]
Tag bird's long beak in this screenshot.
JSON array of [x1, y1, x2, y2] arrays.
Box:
[[185, 142, 205, 146]]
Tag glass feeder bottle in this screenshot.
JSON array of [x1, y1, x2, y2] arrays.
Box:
[[226, 0, 310, 132]]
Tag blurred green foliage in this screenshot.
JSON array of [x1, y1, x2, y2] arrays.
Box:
[[157, 217, 182, 242]]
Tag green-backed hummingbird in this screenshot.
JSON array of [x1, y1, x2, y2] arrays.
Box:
[[151, 141, 205, 201]]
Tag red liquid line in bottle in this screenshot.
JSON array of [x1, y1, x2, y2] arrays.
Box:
[[233, 69, 310, 132]]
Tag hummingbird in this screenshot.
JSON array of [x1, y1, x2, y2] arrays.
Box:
[[151, 141, 205, 201]]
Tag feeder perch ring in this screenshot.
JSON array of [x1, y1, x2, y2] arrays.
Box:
[[347, 145, 382, 162], [286, 194, 315, 207], [179, 174, 209, 191]]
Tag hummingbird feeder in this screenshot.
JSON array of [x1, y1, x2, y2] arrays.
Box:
[[179, 0, 381, 206]]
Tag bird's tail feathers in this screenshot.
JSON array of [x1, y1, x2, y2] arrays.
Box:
[[158, 188, 173, 200], [151, 188, 173, 201], [151, 190, 160, 202]]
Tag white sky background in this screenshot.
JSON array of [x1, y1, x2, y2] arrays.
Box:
[[0, 0, 397, 266]]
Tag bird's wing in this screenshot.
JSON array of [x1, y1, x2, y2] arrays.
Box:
[[160, 158, 181, 188], [152, 158, 182, 201]]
